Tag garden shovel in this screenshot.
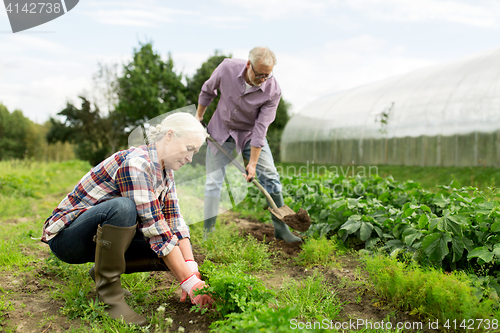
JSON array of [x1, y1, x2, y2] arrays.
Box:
[[203, 128, 311, 232]]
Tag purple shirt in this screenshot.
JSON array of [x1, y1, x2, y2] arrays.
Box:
[[198, 58, 281, 154]]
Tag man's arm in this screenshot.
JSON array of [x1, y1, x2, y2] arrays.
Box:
[[197, 60, 227, 121], [195, 104, 207, 122]]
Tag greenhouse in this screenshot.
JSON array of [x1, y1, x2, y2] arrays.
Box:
[[281, 47, 500, 167]]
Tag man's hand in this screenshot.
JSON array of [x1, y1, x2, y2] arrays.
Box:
[[245, 146, 261, 182], [245, 162, 257, 182]]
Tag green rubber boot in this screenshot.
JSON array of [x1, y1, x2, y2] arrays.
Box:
[[89, 258, 169, 297], [203, 196, 220, 240], [268, 192, 302, 243], [93, 224, 148, 326]]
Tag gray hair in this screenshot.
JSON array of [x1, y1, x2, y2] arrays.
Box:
[[248, 47, 277, 67], [146, 112, 208, 143]]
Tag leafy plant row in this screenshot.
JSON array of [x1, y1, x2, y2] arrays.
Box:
[[247, 172, 500, 277]]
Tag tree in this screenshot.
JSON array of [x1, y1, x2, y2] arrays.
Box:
[[0, 104, 31, 159], [47, 97, 121, 165], [92, 62, 125, 153], [116, 43, 186, 127], [185, 50, 231, 123]]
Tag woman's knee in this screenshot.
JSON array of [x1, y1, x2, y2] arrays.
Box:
[[105, 197, 138, 227]]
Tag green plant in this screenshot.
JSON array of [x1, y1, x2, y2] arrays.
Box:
[[197, 261, 274, 317], [277, 270, 343, 320], [146, 304, 175, 332], [242, 169, 500, 276], [201, 224, 272, 272], [121, 272, 152, 304], [295, 236, 346, 267], [59, 288, 104, 320], [210, 303, 330, 333], [0, 295, 14, 326]]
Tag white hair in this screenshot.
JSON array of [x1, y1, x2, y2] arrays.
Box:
[[248, 47, 277, 67], [146, 112, 208, 143]]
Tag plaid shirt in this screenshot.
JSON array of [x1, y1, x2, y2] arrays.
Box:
[[42, 144, 189, 257]]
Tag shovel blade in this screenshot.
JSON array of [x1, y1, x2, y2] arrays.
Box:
[[268, 205, 296, 220], [268, 205, 311, 232]]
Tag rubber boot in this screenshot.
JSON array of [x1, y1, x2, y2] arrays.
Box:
[[203, 196, 220, 240], [89, 266, 133, 297], [88, 258, 168, 296], [268, 192, 302, 243], [94, 224, 147, 326]]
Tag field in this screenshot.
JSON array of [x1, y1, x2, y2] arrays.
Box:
[[1, 160, 500, 332]]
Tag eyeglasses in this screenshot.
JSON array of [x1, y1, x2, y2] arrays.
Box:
[[250, 62, 273, 80]]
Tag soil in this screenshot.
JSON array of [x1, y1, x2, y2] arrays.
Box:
[[0, 211, 436, 333], [282, 208, 311, 232]]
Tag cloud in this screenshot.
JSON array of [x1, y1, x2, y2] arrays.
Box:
[[219, 0, 500, 28], [0, 34, 125, 122], [346, 0, 500, 28], [0, 75, 91, 123], [273, 35, 436, 113], [0, 33, 437, 123], [84, 1, 198, 27], [217, 0, 334, 20]]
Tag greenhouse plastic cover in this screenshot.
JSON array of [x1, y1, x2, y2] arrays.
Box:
[[282, 46, 500, 145]]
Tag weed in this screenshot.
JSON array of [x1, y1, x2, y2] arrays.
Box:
[[201, 224, 272, 271], [147, 304, 175, 332], [0, 295, 14, 326], [277, 270, 343, 321], [295, 236, 346, 267]]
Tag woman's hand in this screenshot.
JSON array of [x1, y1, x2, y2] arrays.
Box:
[[180, 274, 214, 307], [180, 259, 200, 302]]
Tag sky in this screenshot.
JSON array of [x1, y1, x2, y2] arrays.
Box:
[[1, 0, 500, 124]]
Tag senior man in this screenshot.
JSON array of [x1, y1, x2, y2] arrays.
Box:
[[195, 46, 301, 243]]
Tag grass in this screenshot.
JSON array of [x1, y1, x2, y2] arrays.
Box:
[[0, 295, 14, 326], [4, 159, 500, 332], [0, 160, 179, 332], [0, 159, 91, 218], [199, 262, 342, 333]]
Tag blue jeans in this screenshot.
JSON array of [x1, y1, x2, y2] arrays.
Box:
[[205, 137, 282, 197], [48, 197, 157, 264]]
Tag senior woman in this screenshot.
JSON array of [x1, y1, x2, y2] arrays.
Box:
[[41, 112, 213, 326]]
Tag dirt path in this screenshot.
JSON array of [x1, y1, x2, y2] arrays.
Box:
[[1, 211, 433, 333]]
